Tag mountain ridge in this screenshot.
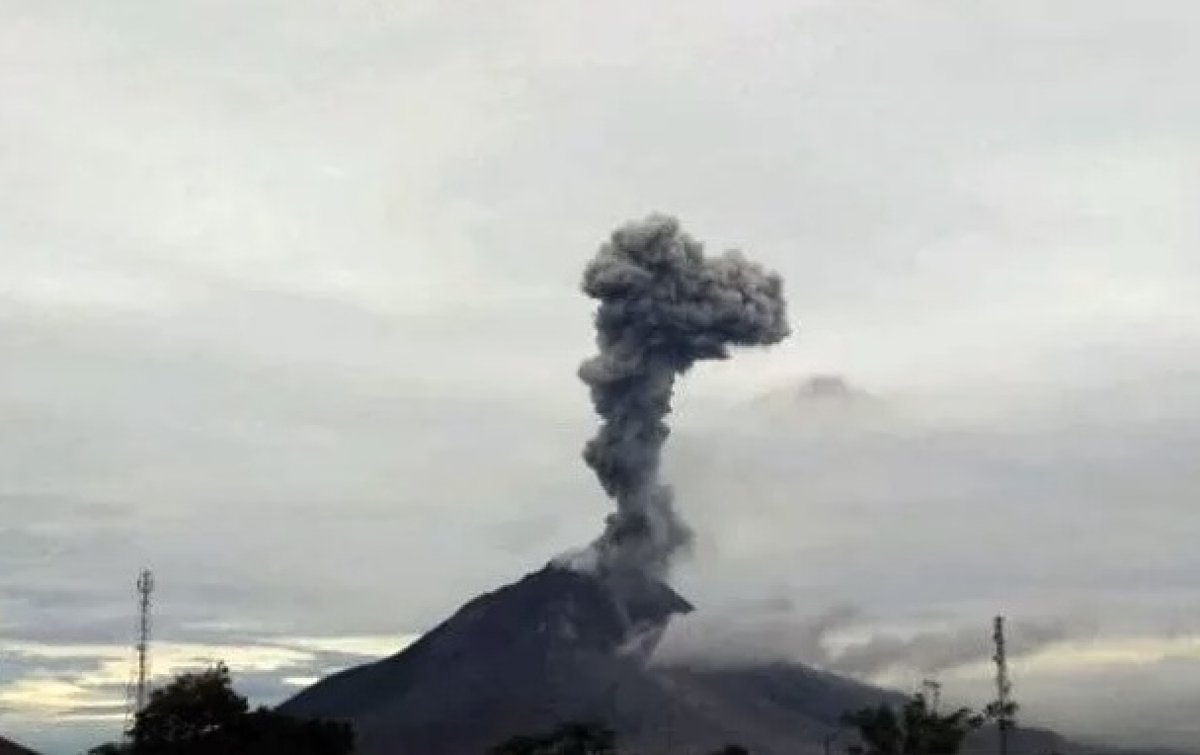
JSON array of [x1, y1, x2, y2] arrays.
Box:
[[280, 563, 1181, 755]]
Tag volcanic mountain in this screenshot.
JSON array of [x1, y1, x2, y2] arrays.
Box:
[[280, 563, 1131, 755], [281, 564, 702, 754]]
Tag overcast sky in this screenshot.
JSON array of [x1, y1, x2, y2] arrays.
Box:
[[1, 1, 1199, 753]]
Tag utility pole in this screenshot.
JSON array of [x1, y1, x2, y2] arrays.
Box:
[[990, 615, 1016, 755], [124, 569, 155, 738], [921, 678, 942, 713]]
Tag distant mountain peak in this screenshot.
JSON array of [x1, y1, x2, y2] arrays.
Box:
[[795, 374, 864, 400], [738, 373, 881, 423], [745, 373, 874, 408], [279, 563, 696, 754]]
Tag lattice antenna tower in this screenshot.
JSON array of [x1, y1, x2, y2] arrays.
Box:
[[991, 615, 1015, 755], [124, 569, 155, 737]]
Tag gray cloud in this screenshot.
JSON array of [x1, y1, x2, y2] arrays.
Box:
[[828, 617, 1085, 679], [0, 654, 109, 681], [656, 602, 861, 668], [656, 600, 1088, 680], [668, 375, 1200, 622], [0, 641, 383, 752]]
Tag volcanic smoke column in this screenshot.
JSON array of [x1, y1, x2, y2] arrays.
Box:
[[578, 214, 791, 581]]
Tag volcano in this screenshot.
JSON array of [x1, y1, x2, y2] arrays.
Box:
[[280, 564, 700, 755], [280, 563, 1168, 755], [280, 564, 902, 755]]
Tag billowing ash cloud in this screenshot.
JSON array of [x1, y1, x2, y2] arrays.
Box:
[[575, 214, 790, 580]]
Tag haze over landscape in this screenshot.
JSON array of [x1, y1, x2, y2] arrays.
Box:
[[1, 1, 1198, 753]]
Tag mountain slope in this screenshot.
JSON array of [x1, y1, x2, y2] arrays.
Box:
[[0, 735, 41, 755], [281, 564, 899, 755], [281, 564, 698, 755], [281, 565, 1174, 755]]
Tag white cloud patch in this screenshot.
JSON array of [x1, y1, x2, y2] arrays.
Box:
[[0, 634, 412, 750]]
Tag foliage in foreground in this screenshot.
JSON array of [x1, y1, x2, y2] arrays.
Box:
[[840, 692, 987, 755], [490, 722, 748, 755], [491, 721, 618, 755], [487, 690, 991, 755], [90, 666, 998, 755], [86, 662, 353, 755]]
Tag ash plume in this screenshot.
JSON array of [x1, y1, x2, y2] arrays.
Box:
[[655, 600, 1087, 677], [828, 616, 1084, 678], [574, 214, 791, 581]]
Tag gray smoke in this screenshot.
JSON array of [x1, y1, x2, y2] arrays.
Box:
[[576, 213, 791, 580], [655, 600, 1089, 677], [829, 616, 1086, 678]]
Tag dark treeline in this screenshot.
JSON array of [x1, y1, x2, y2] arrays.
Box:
[[87, 663, 1016, 755]]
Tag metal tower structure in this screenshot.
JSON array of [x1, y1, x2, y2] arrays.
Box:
[[124, 569, 155, 736], [991, 615, 1015, 755]]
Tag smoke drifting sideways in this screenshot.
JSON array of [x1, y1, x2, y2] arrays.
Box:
[[655, 601, 1088, 679], [571, 213, 791, 584]]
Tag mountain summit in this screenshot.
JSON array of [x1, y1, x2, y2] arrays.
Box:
[[280, 564, 700, 755], [279, 563, 905, 755]]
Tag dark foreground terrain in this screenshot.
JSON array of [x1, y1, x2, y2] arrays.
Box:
[[0, 734, 40, 755]]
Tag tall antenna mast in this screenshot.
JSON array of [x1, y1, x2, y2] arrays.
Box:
[[990, 615, 1015, 755], [124, 569, 155, 737]]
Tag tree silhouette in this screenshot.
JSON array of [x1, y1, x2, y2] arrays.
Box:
[[131, 662, 248, 751], [490, 721, 617, 755], [87, 661, 353, 755], [841, 693, 984, 755]]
